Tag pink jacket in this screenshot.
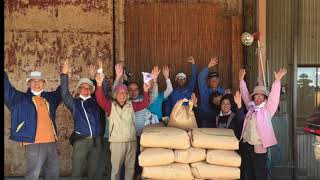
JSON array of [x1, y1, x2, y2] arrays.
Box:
[[240, 79, 281, 149]]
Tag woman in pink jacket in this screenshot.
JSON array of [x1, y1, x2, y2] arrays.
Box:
[[239, 68, 287, 180]]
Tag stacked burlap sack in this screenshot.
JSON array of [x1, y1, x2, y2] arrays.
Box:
[[139, 126, 241, 180]]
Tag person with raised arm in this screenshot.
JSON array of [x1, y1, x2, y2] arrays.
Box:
[[60, 59, 103, 180], [148, 65, 173, 120], [164, 56, 197, 116], [95, 64, 150, 180], [4, 68, 62, 180], [238, 68, 287, 180]]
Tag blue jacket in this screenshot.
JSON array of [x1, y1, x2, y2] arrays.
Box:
[[60, 74, 102, 137], [4, 72, 62, 143], [165, 64, 197, 116], [198, 67, 225, 113]]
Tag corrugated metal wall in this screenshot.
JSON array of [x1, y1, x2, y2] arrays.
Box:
[[267, 0, 293, 86], [266, 1, 293, 176], [267, 0, 320, 179], [297, 130, 320, 178], [298, 0, 320, 65]]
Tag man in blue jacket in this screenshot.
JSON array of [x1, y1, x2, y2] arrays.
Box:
[[164, 56, 197, 116], [198, 57, 226, 127], [4, 70, 62, 180], [60, 59, 105, 180]]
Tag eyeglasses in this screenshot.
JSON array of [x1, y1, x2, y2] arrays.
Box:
[[176, 77, 186, 80]]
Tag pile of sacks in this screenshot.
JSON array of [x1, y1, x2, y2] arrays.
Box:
[[139, 125, 241, 180]]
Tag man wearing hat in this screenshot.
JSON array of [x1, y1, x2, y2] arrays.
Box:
[[60, 59, 104, 180], [95, 64, 150, 180], [4, 70, 62, 180], [164, 56, 197, 116]]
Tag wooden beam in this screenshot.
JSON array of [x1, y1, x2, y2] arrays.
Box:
[[232, 16, 244, 92]]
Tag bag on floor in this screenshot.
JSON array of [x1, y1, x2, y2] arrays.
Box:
[[190, 161, 240, 179], [142, 163, 194, 179]]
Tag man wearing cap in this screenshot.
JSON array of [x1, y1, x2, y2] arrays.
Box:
[[60, 59, 105, 180], [164, 56, 197, 116], [4, 70, 62, 180], [95, 64, 150, 180], [238, 68, 287, 180], [198, 57, 225, 110], [198, 57, 225, 127]]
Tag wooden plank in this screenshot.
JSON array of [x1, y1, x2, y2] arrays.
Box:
[[231, 15, 244, 92]]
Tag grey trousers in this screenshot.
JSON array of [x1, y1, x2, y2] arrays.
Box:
[[25, 142, 59, 180], [96, 138, 111, 180], [110, 141, 137, 180], [72, 137, 101, 180]]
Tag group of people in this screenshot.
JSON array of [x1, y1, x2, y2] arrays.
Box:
[[4, 56, 287, 180]]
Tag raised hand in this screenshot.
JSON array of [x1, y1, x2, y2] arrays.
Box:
[[191, 93, 198, 107], [162, 66, 170, 80], [187, 56, 195, 64], [89, 64, 96, 79], [115, 63, 123, 79], [274, 68, 287, 81], [143, 83, 151, 93], [208, 57, 218, 68], [224, 89, 232, 95], [95, 72, 105, 87], [97, 58, 103, 70], [151, 66, 161, 83], [234, 91, 242, 109], [62, 59, 69, 74], [239, 69, 246, 81]]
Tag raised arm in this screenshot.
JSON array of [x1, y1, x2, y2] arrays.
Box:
[[90, 59, 108, 96], [150, 66, 160, 103], [162, 66, 173, 99], [4, 71, 24, 110], [234, 91, 245, 123], [132, 83, 150, 112], [198, 57, 218, 106], [265, 68, 287, 116], [239, 69, 251, 109], [60, 59, 75, 111], [112, 63, 124, 93], [95, 72, 112, 115], [187, 56, 197, 91]]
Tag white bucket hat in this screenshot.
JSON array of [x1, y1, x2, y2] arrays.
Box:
[[175, 72, 187, 79], [26, 71, 46, 83], [76, 78, 95, 92]]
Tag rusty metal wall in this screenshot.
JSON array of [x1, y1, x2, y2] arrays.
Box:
[[297, 130, 320, 179], [4, 0, 114, 176], [266, 0, 320, 179], [297, 0, 320, 65]]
